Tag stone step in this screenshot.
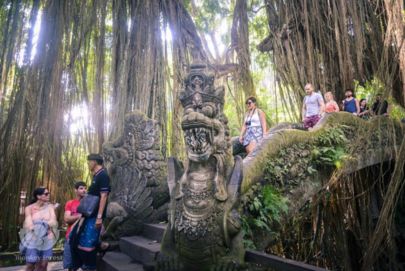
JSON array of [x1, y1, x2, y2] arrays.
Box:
[[245, 250, 327, 271], [119, 235, 161, 265], [99, 251, 144, 271], [142, 223, 167, 242]]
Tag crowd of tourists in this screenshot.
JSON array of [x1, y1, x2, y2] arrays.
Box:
[[238, 84, 390, 154], [20, 154, 110, 271], [302, 83, 389, 129]]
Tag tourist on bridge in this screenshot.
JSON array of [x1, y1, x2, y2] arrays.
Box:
[[63, 181, 86, 271], [324, 91, 340, 113], [239, 96, 267, 154], [371, 93, 389, 116], [358, 99, 370, 120], [302, 83, 325, 129], [342, 89, 360, 115], [21, 187, 58, 271]]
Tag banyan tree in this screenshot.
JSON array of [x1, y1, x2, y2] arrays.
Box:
[[0, 0, 404, 270]]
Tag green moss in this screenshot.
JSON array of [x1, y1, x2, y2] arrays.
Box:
[[239, 112, 405, 262], [242, 112, 404, 193]]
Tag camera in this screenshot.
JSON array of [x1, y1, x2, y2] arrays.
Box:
[[245, 121, 251, 126]]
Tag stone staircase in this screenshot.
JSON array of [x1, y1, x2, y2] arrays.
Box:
[[99, 223, 166, 271], [99, 223, 327, 271]]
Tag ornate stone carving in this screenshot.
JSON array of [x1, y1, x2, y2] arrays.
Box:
[[158, 64, 244, 271], [102, 111, 169, 240]]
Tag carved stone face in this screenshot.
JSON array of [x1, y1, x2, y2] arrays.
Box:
[[182, 111, 216, 162], [180, 65, 228, 162], [184, 125, 212, 162]]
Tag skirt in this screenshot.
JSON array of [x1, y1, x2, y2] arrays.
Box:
[[243, 126, 263, 146]]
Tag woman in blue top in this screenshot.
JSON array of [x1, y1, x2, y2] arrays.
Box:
[[342, 89, 360, 115]]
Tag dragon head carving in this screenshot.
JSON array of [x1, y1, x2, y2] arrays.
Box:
[[177, 64, 232, 202], [180, 64, 230, 161]]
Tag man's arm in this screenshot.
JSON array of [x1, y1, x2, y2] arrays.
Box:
[[64, 210, 81, 225], [318, 96, 325, 115], [302, 101, 306, 121], [95, 192, 108, 229]]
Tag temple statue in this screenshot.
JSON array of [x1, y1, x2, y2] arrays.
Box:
[[102, 111, 169, 240], [158, 64, 245, 271]]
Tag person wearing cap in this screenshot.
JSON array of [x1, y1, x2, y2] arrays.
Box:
[[74, 153, 110, 271]]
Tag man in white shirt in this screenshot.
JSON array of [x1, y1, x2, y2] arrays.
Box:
[[302, 83, 325, 129]]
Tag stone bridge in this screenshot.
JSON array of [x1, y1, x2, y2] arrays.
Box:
[[101, 110, 404, 270], [242, 112, 403, 217]]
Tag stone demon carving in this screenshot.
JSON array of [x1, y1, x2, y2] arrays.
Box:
[[158, 64, 244, 271], [102, 111, 169, 240]]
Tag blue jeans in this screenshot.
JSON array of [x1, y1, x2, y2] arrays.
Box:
[[63, 239, 73, 269]]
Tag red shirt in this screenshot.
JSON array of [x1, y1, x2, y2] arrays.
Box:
[[325, 101, 339, 113], [64, 199, 80, 238]]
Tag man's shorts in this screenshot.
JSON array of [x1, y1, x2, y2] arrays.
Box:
[[304, 114, 321, 129]]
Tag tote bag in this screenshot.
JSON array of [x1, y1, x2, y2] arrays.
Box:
[[77, 194, 99, 217]]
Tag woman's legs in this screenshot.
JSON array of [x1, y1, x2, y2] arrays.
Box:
[[38, 260, 48, 271], [245, 141, 257, 154], [25, 263, 35, 271]]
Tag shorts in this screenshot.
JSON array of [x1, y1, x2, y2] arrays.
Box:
[[25, 247, 53, 263], [304, 115, 321, 129], [243, 126, 263, 146]]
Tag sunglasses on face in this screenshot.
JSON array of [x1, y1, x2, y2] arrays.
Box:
[[246, 101, 252, 105], [43, 192, 50, 196]]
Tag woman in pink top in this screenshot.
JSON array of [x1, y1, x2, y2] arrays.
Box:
[[22, 187, 58, 271], [324, 91, 340, 113]]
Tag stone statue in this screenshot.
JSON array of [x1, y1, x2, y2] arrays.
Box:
[[102, 111, 169, 240], [158, 64, 245, 271]]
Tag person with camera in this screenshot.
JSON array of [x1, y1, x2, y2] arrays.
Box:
[[239, 96, 267, 154], [22, 187, 58, 271]]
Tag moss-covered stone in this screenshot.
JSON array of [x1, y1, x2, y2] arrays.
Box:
[[240, 112, 405, 251]]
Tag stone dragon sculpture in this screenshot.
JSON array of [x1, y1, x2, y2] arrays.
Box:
[[158, 64, 245, 271], [102, 111, 169, 240]]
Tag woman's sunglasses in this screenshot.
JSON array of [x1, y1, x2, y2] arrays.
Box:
[[246, 101, 252, 105], [43, 192, 50, 196]]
